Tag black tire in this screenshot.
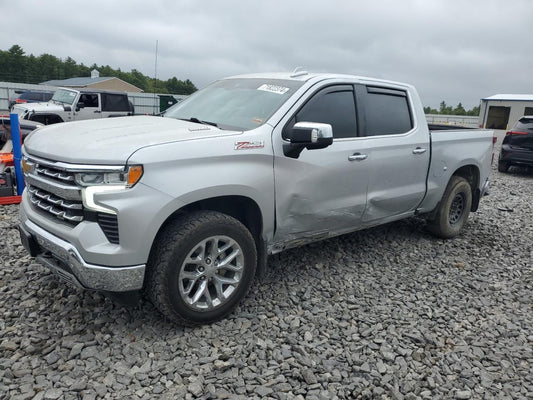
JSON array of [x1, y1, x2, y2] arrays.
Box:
[[498, 159, 510, 173], [427, 176, 472, 239], [146, 211, 257, 324]]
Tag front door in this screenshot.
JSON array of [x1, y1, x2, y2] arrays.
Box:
[[74, 93, 102, 120], [272, 84, 369, 249]]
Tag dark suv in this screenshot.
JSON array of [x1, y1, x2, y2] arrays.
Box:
[[9, 90, 54, 110], [498, 116, 533, 172]]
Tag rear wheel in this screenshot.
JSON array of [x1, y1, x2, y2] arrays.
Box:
[[498, 158, 510, 173], [427, 176, 472, 239], [147, 211, 257, 324]]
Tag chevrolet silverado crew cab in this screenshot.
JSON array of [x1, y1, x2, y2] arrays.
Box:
[[18, 72, 493, 324], [12, 88, 134, 125]]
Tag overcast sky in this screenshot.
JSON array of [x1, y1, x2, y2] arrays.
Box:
[[2, 0, 532, 109]]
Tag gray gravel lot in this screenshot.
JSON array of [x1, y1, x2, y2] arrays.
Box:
[[1, 130, 532, 400]]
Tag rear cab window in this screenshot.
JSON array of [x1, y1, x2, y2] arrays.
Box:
[[359, 86, 413, 136]]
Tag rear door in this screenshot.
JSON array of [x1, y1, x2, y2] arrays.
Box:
[[357, 85, 430, 222]]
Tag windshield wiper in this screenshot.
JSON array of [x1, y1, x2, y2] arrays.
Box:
[[179, 117, 218, 127]]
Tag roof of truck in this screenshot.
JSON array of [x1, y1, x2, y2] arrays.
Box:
[[223, 71, 410, 88]]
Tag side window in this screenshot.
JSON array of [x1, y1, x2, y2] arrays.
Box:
[[285, 86, 357, 139], [27, 93, 41, 101], [79, 94, 99, 108], [102, 94, 130, 111], [364, 87, 413, 136]]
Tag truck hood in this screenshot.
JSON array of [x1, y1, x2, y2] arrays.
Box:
[[24, 116, 241, 164], [12, 101, 65, 115]]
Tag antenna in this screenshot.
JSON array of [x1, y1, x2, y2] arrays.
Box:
[[153, 40, 158, 115]]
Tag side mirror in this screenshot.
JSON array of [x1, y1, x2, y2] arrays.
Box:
[[283, 122, 333, 158], [76, 102, 85, 111]]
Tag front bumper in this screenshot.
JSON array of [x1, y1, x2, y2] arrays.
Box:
[[19, 219, 145, 292]]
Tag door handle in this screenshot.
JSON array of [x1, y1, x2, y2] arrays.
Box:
[[412, 147, 427, 154], [348, 153, 368, 161], [94, 110, 101, 113]]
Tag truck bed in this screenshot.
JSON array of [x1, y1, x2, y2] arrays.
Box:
[[419, 127, 493, 214]]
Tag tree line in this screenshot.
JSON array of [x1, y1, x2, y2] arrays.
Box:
[[0, 45, 484, 112], [424, 101, 480, 116], [0, 45, 197, 95]]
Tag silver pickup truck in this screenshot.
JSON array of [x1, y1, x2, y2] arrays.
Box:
[[18, 72, 493, 324]]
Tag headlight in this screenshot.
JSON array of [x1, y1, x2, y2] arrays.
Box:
[[75, 171, 122, 186], [79, 165, 143, 214], [75, 165, 143, 188]]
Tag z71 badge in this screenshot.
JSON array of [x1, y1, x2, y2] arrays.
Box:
[[234, 141, 265, 150]]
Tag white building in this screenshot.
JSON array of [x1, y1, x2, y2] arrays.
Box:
[[479, 94, 533, 130]]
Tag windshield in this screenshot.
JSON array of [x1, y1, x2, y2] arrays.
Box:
[[164, 78, 303, 130], [51, 89, 78, 105]]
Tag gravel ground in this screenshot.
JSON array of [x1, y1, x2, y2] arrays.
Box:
[[1, 130, 532, 400]]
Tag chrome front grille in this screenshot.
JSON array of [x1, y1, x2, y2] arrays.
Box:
[[24, 154, 121, 243], [28, 186, 84, 223], [24, 157, 83, 225], [34, 165, 76, 184]]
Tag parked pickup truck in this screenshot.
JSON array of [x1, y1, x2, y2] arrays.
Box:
[[18, 72, 493, 324], [11, 88, 134, 125]]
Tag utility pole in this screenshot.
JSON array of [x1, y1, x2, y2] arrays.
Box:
[[153, 40, 158, 115]]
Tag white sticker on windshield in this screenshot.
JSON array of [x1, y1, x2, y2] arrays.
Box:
[[69, 92, 76, 97], [257, 84, 289, 95]]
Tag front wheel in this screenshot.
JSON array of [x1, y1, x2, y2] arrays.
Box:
[[147, 211, 257, 324], [427, 176, 472, 239]]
